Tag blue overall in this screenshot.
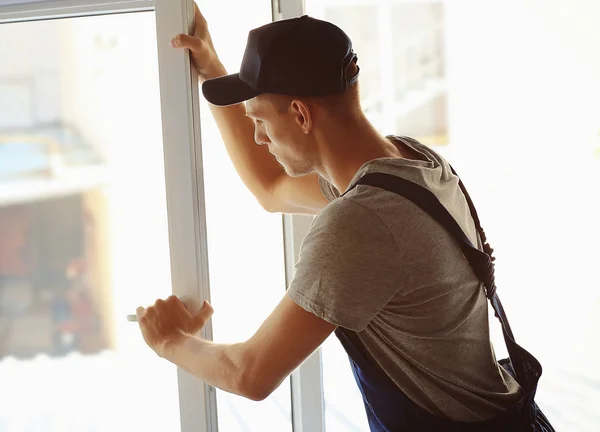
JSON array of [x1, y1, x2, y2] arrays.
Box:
[[337, 171, 554, 432], [336, 328, 533, 432]]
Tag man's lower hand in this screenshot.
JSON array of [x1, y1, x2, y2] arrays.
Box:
[[136, 295, 214, 359]]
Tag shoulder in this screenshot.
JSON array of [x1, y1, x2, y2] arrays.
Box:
[[299, 194, 398, 268], [312, 194, 389, 235]]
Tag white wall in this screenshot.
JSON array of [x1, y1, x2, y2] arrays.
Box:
[[446, 0, 600, 165], [445, 0, 600, 383]]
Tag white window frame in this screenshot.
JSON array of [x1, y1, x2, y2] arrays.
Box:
[[0, 0, 216, 431], [283, 212, 326, 432], [0, 0, 152, 23]]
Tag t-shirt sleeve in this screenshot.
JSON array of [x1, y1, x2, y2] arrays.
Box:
[[287, 197, 400, 332]]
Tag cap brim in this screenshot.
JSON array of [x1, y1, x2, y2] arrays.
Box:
[[202, 73, 261, 106]]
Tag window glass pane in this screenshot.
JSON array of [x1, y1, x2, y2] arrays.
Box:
[[0, 12, 181, 431], [196, 1, 292, 431], [307, 1, 600, 431]]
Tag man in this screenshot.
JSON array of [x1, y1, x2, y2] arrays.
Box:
[[136, 5, 524, 430]]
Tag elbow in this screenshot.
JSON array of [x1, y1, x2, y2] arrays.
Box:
[[256, 196, 279, 214], [237, 369, 275, 401], [234, 350, 276, 401], [245, 385, 271, 402], [255, 190, 282, 214]]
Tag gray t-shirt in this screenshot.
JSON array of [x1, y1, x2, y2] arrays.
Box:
[[287, 136, 523, 422]]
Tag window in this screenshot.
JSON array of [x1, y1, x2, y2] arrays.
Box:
[[0, 11, 181, 431], [0, 1, 213, 430]]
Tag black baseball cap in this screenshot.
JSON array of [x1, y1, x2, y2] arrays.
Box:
[[202, 15, 359, 106]]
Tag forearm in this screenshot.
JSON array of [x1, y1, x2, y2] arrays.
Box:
[[201, 64, 285, 210], [166, 334, 264, 400]]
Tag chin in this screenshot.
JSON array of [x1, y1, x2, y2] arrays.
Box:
[[284, 165, 313, 178], [276, 155, 313, 178]]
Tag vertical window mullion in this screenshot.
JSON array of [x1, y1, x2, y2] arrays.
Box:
[[154, 0, 216, 430]]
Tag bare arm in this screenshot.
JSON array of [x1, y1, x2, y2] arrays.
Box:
[[172, 5, 328, 215], [137, 294, 336, 400], [174, 295, 335, 400]]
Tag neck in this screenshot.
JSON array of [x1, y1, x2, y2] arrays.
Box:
[[315, 113, 399, 193]]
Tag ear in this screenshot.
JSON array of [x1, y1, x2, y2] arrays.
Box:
[[290, 99, 312, 134]]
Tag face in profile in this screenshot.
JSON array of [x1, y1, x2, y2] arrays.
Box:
[[245, 96, 315, 177]]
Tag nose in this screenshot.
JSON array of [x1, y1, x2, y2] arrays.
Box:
[[254, 127, 271, 146], [254, 134, 270, 146]]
